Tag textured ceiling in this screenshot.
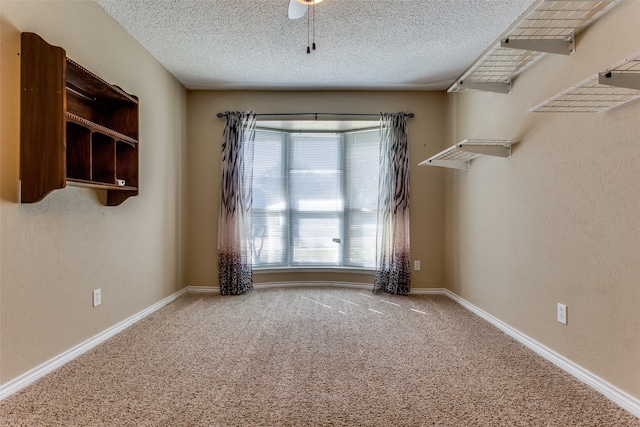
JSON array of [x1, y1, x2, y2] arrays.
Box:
[[95, 0, 537, 90]]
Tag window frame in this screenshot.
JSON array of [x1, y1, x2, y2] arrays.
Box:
[[252, 125, 379, 271]]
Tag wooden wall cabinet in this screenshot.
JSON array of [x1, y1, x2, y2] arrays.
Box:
[[20, 32, 139, 206]]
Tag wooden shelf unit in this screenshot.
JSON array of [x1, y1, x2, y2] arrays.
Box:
[[20, 32, 139, 206]]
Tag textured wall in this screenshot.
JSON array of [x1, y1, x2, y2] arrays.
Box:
[[445, 1, 640, 399], [0, 1, 187, 384], [186, 91, 446, 290]]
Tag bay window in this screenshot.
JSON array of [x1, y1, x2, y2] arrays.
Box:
[[252, 126, 380, 269]]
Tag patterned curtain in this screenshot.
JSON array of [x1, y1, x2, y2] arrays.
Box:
[[373, 112, 411, 295], [218, 111, 256, 295]]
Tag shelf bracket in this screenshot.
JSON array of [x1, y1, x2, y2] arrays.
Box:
[[500, 33, 575, 56], [598, 71, 640, 91], [456, 79, 511, 94], [458, 143, 511, 158], [424, 159, 470, 171]]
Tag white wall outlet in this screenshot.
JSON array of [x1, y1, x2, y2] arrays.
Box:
[[93, 289, 102, 307], [557, 303, 567, 325], [414, 260, 421, 271]]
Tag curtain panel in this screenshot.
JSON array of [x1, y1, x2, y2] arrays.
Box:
[[373, 112, 411, 295], [218, 111, 256, 295]]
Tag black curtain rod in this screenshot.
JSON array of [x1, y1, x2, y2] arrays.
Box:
[[216, 112, 415, 119]]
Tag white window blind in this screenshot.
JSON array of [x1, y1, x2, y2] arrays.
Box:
[[252, 127, 380, 268], [344, 129, 380, 267], [252, 130, 287, 265]]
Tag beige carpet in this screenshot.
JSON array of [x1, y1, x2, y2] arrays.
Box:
[[1, 287, 638, 426]]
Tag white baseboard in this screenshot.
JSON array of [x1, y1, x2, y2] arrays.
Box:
[[409, 287, 448, 295], [186, 285, 219, 293], [442, 289, 640, 418], [0, 288, 187, 400]]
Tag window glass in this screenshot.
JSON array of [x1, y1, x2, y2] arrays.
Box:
[[252, 130, 287, 266], [253, 127, 379, 268]]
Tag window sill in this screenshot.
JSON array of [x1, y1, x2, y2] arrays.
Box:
[[253, 267, 375, 274]]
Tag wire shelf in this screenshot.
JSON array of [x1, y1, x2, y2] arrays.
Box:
[[448, 0, 621, 93], [419, 139, 515, 171], [529, 51, 640, 113]]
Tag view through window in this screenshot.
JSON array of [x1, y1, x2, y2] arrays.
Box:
[[252, 125, 380, 269]]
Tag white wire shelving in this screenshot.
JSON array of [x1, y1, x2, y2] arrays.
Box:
[[448, 0, 622, 94], [529, 51, 640, 113], [419, 139, 516, 171]]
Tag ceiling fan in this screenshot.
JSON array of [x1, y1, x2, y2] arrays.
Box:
[[288, 0, 323, 20]]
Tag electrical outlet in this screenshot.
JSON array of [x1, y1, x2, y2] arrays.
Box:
[[414, 260, 421, 271], [93, 289, 101, 307], [557, 303, 567, 325]]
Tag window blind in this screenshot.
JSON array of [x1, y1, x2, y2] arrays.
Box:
[[252, 127, 380, 268]]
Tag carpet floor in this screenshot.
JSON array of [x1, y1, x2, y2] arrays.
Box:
[[1, 287, 638, 426]]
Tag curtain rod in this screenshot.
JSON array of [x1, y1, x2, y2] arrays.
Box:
[[216, 112, 415, 119]]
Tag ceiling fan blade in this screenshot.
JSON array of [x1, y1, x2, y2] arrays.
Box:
[[288, 0, 307, 19]]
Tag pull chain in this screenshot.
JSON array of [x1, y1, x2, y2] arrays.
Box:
[[306, 2, 311, 53], [312, 2, 316, 51], [306, 1, 317, 54]]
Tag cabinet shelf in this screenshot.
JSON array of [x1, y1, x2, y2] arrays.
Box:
[[20, 32, 139, 206], [66, 58, 138, 104], [65, 112, 138, 146], [419, 139, 515, 171], [67, 178, 137, 191]]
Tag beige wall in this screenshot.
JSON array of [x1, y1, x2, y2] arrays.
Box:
[[0, 1, 187, 384], [186, 91, 446, 289], [445, 0, 640, 399], [8, 0, 636, 407]]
